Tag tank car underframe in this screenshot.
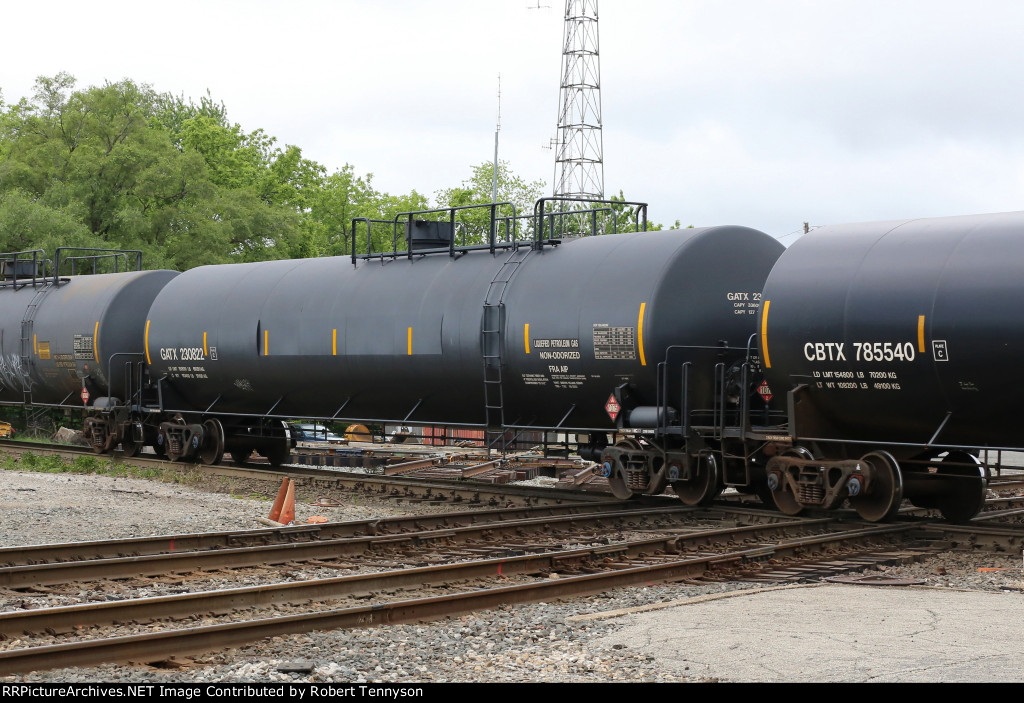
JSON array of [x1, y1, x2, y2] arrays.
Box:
[[592, 362, 989, 523], [596, 430, 779, 505], [77, 402, 294, 468], [763, 443, 988, 523], [764, 453, 889, 519], [763, 385, 990, 523], [593, 347, 777, 504], [81, 410, 146, 457], [152, 414, 292, 467]]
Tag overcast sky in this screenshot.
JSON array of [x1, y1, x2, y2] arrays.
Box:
[[4, 0, 1024, 241]]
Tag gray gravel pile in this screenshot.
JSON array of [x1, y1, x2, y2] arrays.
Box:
[[1, 467, 1020, 683]]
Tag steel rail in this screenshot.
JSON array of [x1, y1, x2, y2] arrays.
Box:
[[0, 440, 608, 506], [0, 521, 916, 674], [904, 522, 1024, 550], [0, 505, 713, 588], [0, 517, 896, 635], [0, 500, 640, 567]]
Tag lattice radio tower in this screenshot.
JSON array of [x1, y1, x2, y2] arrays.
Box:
[[553, 0, 603, 199]]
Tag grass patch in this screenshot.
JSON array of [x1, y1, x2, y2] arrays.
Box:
[[167, 467, 207, 486], [10, 434, 58, 444], [3, 451, 286, 503], [5, 451, 191, 482], [231, 492, 271, 501], [17, 452, 70, 473]]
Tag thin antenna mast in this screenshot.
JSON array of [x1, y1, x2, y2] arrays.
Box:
[[492, 75, 502, 203]]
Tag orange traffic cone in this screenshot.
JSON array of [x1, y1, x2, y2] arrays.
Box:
[[268, 478, 289, 523], [279, 480, 296, 525]]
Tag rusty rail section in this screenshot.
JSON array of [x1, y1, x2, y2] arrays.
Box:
[[0, 515, 859, 636], [0, 505, 719, 588], [0, 521, 917, 674], [0, 500, 641, 567], [903, 522, 1024, 550], [0, 440, 607, 507], [974, 496, 1024, 520]]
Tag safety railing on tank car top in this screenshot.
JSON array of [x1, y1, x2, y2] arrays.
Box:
[[0, 247, 143, 290], [53, 247, 142, 280], [533, 197, 649, 244], [0, 250, 50, 289], [348, 198, 652, 265], [349, 202, 521, 264], [499, 207, 613, 242]]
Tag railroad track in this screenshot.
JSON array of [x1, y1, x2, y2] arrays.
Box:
[[0, 503, 728, 588], [0, 439, 607, 507], [0, 500, 651, 567], [0, 514, 873, 637], [6, 505, 1014, 674], [4, 445, 1024, 674]]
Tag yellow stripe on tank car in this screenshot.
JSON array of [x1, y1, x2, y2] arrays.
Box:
[[264, 329, 269, 356], [203, 332, 208, 356], [761, 300, 772, 369], [637, 303, 648, 366], [145, 320, 152, 365], [332, 329, 338, 356], [407, 327, 413, 355], [33, 334, 37, 356], [93, 321, 100, 363], [917, 315, 926, 353], [524, 323, 531, 354]]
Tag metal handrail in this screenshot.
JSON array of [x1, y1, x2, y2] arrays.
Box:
[[349, 197, 650, 264], [54, 248, 142, 280], [533, 196, 648, 244], [0, 250, 48, 289]]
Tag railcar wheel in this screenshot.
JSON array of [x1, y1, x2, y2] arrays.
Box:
[[769, 485, 804, 516], [851, 451, 904, 522], [152, 436, 166, 458], [671, 452, 722, 506], [104, 432, 117, 453], [198, 418, 225, 466], [262, 443, 290, 467], [936, 451, 987, 523], [120, 437, 140, 458], [769, 448, 810, 516], [606, 438, 642, 500]]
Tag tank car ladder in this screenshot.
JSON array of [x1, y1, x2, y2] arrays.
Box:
[[18, 286, 51, 405], [481, 245, 532, 436]]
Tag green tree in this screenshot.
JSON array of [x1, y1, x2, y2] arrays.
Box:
[[0, 74, 198, 266], [152, 90, 228, 143], [300, 166, 431, 258], [0, 74, 313, 269], [0, 188, 100, 254], [435, 160, 546, 244], [1, 74, 565, 271], [602, 191, 679, 233]]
